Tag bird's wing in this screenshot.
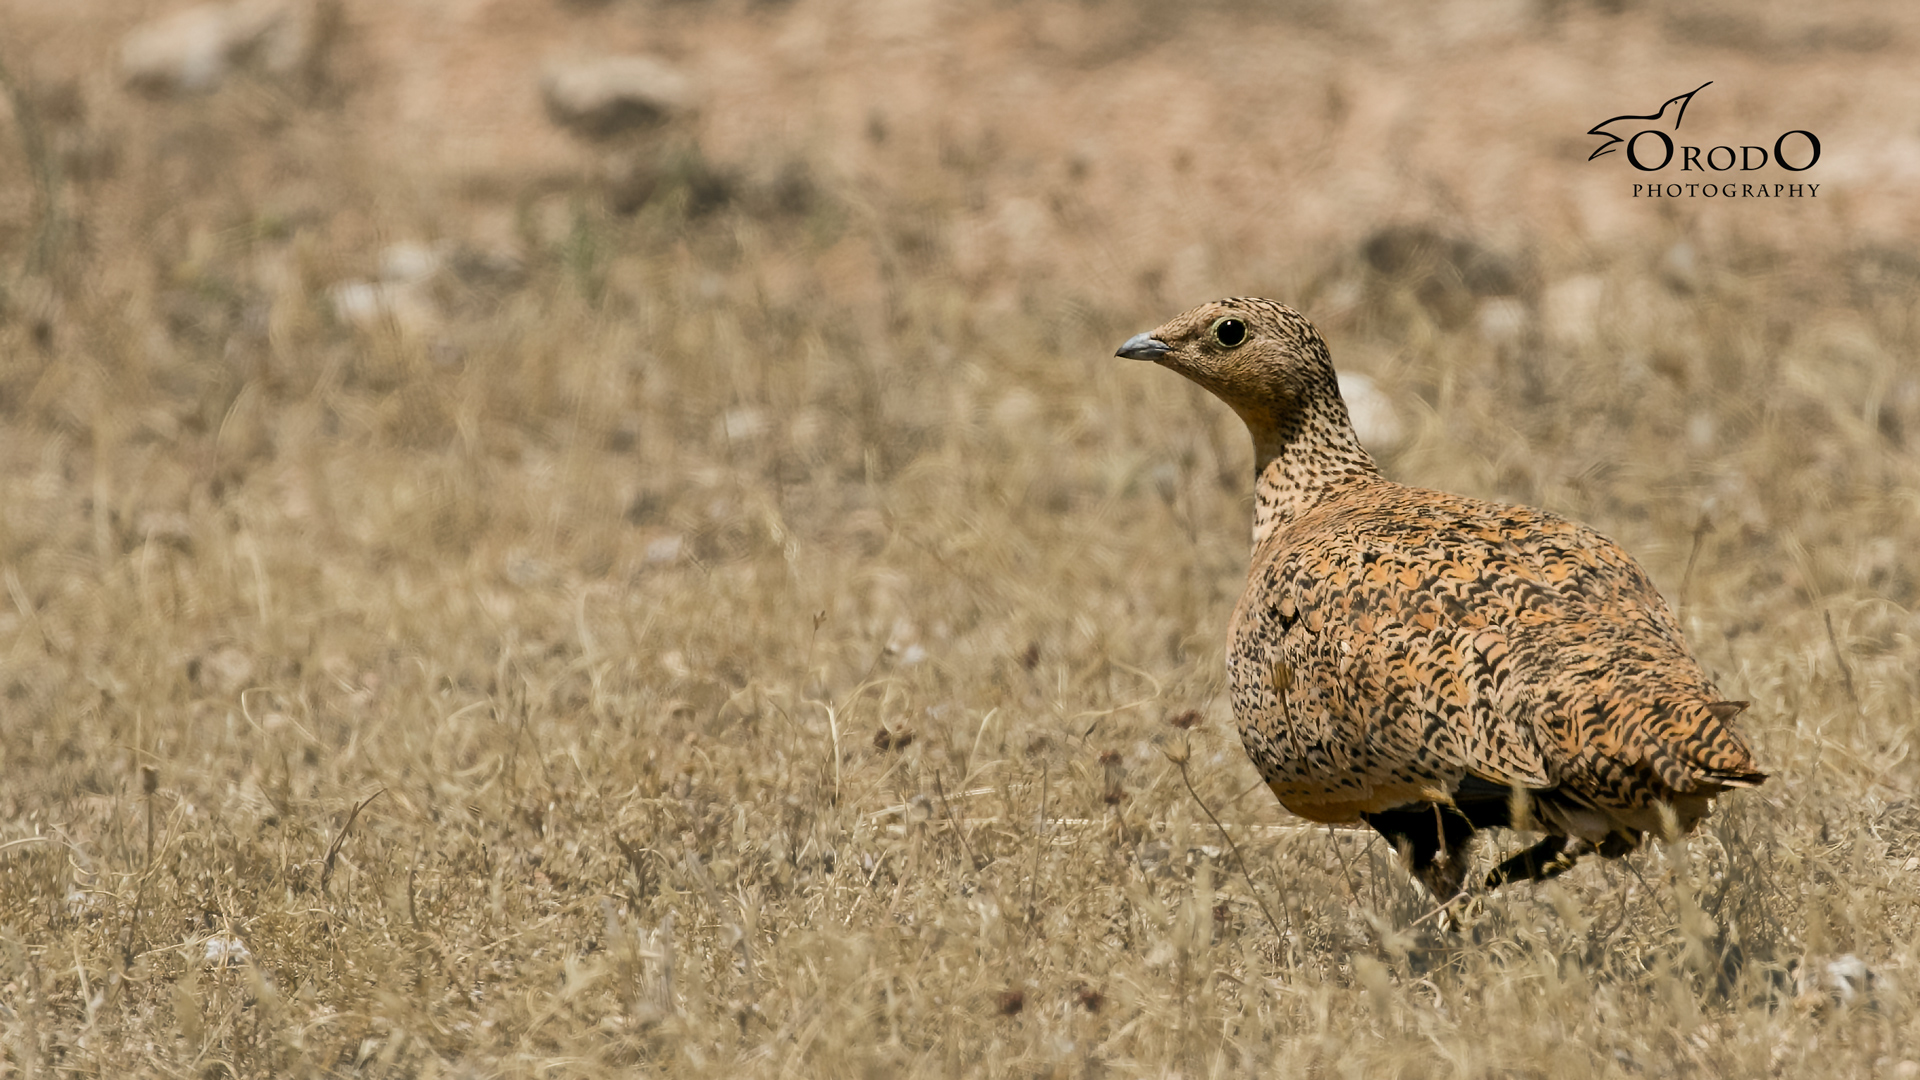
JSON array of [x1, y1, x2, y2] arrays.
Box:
[[1229, 486, 1759, 822]]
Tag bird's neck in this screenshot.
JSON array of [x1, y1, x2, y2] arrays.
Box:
[[1247, 394, 1382, 549]]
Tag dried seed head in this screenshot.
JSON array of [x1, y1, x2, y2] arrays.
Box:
[[1099, 751, 1126, 804]]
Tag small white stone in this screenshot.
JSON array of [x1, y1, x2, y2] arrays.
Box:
[[1543, 275, 1605, 346], [327, 280, 383, 325], [1687, 413, 1717, 449], [203, 933, 252, 968], [1475, 297, 1530, 349], [121, 6, 232, 93], [378, 242, 443, 285], [1662, 242, 1701, 292], [327, 280, 439, 337], [1337, 371, 1404, 451], [990, 389, 1040, 432], [645, 535, 684, 564], [204, 647, 255, 694], [721, 407, 769, 442], [120, 0, 313, 96], [541, 56, 695, 140]]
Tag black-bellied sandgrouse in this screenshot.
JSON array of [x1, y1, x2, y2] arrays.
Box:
[[1117, 298, 1766, 901]]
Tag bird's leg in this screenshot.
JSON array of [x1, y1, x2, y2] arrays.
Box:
[[1596, 830, 1640, 859], [1414, 848, 1468, 902], [1362, 804, 1485, 929], [1418, 803, 1473, 895], [1412, 853, 1479, 932], [1364, 805, 1476, 901], [1484, 834, 1596, 888], [1417, 809, 1485, 932]]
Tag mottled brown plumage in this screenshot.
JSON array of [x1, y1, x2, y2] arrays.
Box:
[[1117, 299, 1766, 899]]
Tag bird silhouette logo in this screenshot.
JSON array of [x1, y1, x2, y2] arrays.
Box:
[[1586, 81, 1713, 162]]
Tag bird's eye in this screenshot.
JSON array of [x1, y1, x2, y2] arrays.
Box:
[[1211, 317, 1248, 348]]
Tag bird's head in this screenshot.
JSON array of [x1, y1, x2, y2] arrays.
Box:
[[1114, 298, 1340, 436]]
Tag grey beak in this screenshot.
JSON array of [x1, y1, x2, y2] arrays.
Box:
[[1116, 332, 1170, 361]]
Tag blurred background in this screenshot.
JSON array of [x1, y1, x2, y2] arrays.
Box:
[[4, 0, 1915, 622], [3, 1, 1919, 1075], [3, 0, 1915, 489]]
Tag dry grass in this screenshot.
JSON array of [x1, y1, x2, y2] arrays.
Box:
[[3, 2, 1920, 1077]]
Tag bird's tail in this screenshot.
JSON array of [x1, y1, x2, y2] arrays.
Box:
[[1675, 699, 1768, 788]]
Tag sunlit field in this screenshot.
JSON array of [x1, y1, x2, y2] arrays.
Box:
[[4, 1, 1919, 1076]]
